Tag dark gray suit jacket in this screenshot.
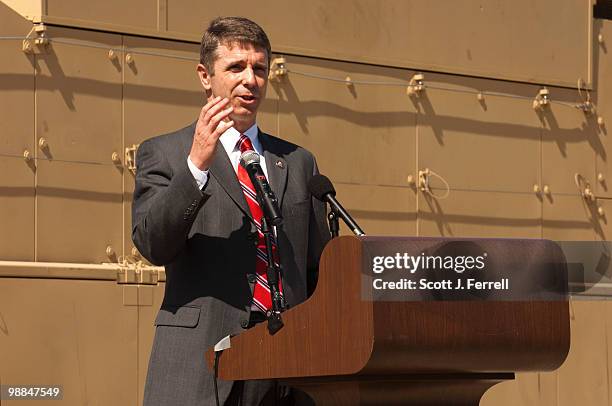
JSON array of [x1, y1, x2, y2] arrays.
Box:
[[132, 122, 330, 406]]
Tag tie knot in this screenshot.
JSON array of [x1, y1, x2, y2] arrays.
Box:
[[237, 134, 254, 153]]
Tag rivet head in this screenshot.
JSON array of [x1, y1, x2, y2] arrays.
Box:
[[407, 175, 414, 185], [106, 245, 115, 257], [38, 137, 47, 149], [597, 116, 605, 127], [111, 151, 120, 164], [598, 206, 605, 217], [543, 185, 551, 195], [108, 49, 117, 60], [533, 184, 541, 194], [125, 53, 133, 64], [477, 92, 485, 102], [598, 33, 605, 44], [23, 149, 31, 161], [598, 173, 605, 183]]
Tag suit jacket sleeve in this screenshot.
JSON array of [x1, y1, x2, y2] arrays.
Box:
[[307, 157, 332, 296], [131, 138, 208, 266]]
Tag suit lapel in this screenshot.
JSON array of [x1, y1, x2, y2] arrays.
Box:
[[209, 142, 252, 217], [259, 130, 288, 207], [181, 122, 251, 219]]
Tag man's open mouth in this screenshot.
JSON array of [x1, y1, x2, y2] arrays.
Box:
[[238, 95, 256, 102]]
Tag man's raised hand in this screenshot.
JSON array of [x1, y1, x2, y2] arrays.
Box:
[[189, 96, 234, 170]]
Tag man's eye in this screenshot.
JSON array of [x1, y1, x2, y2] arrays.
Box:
[[228, 65, 243, 72]]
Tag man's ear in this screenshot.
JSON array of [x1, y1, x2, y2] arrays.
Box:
[[196, 64, 212, 91]]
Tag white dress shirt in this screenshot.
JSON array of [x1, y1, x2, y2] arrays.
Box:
[[187, 123, 268, 189]]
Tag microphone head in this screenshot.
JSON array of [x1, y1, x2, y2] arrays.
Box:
[[308, 174, 336, 201], [240, 150, 260, 168]]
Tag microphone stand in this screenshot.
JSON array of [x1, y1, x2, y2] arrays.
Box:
[[327, 207, 340, 238], [260, 216, 286, 335]]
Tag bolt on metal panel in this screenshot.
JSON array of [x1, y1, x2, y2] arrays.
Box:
[[36, 160, 123, 263], [417, 73, 542, 194], [276, 55, 417, 189], [35, 26, 122, 166], [540, 86, 599, 197]]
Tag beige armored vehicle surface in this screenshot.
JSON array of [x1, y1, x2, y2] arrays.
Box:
[[1, 0, 611, 404]]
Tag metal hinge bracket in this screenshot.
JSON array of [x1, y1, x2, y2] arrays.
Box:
[[125, 144, 140, 174]]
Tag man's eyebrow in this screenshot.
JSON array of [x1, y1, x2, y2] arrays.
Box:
[[223, 59, 268, 69], [224, 59, 246, 67]]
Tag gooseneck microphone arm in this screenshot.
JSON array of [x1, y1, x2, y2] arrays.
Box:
[[308, 174, 365, 237], [260, 217, 285, 335], [239, 151, 286, 335], [324, 194, 365, 236], [327, 208, 340, 239]]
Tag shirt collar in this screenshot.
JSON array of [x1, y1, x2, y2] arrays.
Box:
[[219, 123, 261, 156]]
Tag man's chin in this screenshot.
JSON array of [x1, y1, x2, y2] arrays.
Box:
[[231, 116, 257, 132], [231, 110, 257, 125]]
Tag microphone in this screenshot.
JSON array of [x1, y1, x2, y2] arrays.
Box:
[[308, 174, 365, 236], [240, 150, 283, 226]]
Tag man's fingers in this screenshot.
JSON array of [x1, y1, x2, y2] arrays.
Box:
[[203, 97, 230, 123], [214, 120, 234, 137], [208, 106, 234, 133], [199, 96, 221, 121]]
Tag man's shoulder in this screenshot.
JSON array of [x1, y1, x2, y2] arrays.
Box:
[[140, 122, 195, 151], [260, 131, 315, 163]]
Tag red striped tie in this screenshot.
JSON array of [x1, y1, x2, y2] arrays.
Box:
[[236, 135, 283, 313]]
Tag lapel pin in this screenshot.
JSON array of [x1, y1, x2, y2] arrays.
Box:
[[275, 160, 284, 169]]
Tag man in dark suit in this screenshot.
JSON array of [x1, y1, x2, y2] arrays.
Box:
[[132, 16, 330, 406]]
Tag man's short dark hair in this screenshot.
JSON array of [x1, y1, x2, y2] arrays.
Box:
[[200, 16, 271, 75]]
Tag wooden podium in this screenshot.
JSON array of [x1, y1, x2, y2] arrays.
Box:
[[206, 236, 570, 405]]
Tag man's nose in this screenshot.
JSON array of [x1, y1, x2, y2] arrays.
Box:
[[241, 66, 256, 87]]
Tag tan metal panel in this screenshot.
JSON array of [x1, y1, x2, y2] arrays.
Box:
[[334, 182, 416, 237], [541, 87, 598, 196], [256, 53, 280, 136], [122, 36, 201, 259], [556, 300, 608, 406], [277, 55, 417, 188], [418, 74, 541, 193], [166, 0, 591, 88], [123, 36, 201, 145], [137, 284, 165, 405], [0, 3, 35, 158], [595, 20, 612, 197], [45, 0, 157, 30], [0, 4, 36, 262], [481, 373, 552, 406], [0, 157, 34, 261], [542, 194, 603, 241], [418, 190, 541, 238], [607, 300, 612, 406], [2, 0, 42, 21], [36, 26, 122, 166], [0, 278, 138, 405], [36, 160, 122, 263]]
